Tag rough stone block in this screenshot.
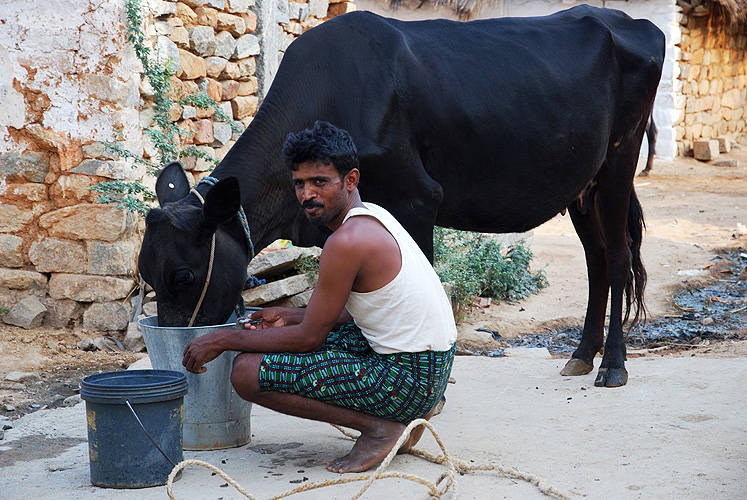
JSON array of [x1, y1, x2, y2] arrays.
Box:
[[212, 122, 233, 147], [0, 235, 24, 268], [713, 159, 740, 167], [195, 6, 219, 27], [716, 137, 731, 153], [0, 151, 50, 183], [237, 78, 258, 96], [242, 11, 258, 31], [215, 101, 234, 120], [236, 57, 256, 78], [221, 61, 241, 80], [170, 26, 190, 49], [143, 301, 158, 317], [39, 204, 136, 242], [178, 49, 207, 80], [220, 79, 240, 100], [176, 2, 198, 25], [41, 297, 82, 328], [83, 301, 130, 332], [233, 34, 260, 59], [247, 246, 322, 279], [8, 183, 48, 202], [205, 0, 225, 9], [82, 142, 117, 160], [308, 0, 329, 18], [327, 1, 355, 17], [4, 371, 42, 383], [193, 119, 215, 144], [3, 295, 47, 329], [197, 77, 222, 101], [231, 95, 258, 120], [693, 140, 720, 161], [49, 274, 135, 302], [0, 268, 47, 290], [217, 13, 246, 36], [0, 204, 33, 233], [29, 238, 87, 273], [87, 241, 137, 276], [123, 321, 147, 352], [156, 35, 181, 72], [242, 274, 315, 306], [206, 56, 229, 78], [70, 158, 143, 182], [214, 31, 237, 60], [226, 0, 255, 13], [184, 146, 216, 172], [189, 25, 216, 57], [268, 289, 313, 308]]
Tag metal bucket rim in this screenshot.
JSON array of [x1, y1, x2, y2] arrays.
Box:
[[138, 315, 237, 331]]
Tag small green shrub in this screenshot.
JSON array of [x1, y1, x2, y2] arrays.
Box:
[[295, 255, 320, 280], [434, 228, 548, 322]]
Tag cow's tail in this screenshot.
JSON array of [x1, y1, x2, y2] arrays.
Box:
[[624, 188, 647, 327]]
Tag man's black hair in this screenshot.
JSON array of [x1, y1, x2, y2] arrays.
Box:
[[282, 121, 359, 178]]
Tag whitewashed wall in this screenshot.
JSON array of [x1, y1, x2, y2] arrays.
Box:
[[357, 0, 679, 159]]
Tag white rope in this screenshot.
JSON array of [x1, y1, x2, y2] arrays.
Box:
[[166, 419, 574, 500]]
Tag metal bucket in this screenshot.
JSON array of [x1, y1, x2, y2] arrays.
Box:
[[80, 369, 187, 488], [137, 315, 252, 450]]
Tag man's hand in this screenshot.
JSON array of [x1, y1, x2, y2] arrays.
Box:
[[247, 307, 304, 330], [182, 332, 225, 373]]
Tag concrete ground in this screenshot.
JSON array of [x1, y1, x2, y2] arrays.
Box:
[[1, 348, 746, 500]]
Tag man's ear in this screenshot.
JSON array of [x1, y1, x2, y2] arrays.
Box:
[[344, 168, 360, 191], [155, 162, 191, 206], [203, 176, 241, 228]]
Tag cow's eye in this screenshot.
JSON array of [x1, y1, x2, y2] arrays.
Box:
[[174, 269, 194, 286]]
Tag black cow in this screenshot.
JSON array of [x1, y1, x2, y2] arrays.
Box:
[[139, 6, 665, 387]]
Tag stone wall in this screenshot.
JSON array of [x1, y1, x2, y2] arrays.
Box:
[[675, 13, 747, 155], [0, 0, 354, 336]]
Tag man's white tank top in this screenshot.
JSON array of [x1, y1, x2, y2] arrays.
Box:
[[343, 203, 457, 354]]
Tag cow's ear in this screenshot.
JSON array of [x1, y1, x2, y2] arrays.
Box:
[[203, 176, 241, 228], [155, 162, 190, 206]]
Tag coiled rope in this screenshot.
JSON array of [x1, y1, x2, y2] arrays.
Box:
[[166, 419, 573, 500]]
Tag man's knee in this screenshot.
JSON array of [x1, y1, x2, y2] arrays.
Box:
[[231, 353, 262, 401]]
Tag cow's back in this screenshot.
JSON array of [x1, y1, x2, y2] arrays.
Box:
[[245, 6, 664, 233]]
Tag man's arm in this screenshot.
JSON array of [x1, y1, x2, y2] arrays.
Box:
[[183, 230, 363, 373]]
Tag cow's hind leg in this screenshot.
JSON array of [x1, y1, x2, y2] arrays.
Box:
[[591, 164, 645, 387], [561, 202, 609, 376]]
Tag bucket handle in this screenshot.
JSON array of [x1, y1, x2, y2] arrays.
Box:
[[126, 400, 178, 467]]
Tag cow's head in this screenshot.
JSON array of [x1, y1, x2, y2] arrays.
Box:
[[138, 163, 250, 327]]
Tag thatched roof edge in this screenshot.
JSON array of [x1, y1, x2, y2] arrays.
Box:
[[386, 0, 747, 25]]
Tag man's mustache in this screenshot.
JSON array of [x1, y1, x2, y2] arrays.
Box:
[[302, 200, 324, 209]]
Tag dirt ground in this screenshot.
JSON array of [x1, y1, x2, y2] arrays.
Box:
[[1, 138, 746, 418]]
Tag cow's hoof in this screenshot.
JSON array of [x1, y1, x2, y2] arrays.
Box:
[[594, 367, 628, 387], [638, 170, 650, 177], [560, 358, 594, 376]]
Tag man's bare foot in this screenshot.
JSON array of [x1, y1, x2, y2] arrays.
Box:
[[397, 405, 439, 455], [326, 420, 405, 473]]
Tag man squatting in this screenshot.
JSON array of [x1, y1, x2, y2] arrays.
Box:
[[182, 121, 457, 473]]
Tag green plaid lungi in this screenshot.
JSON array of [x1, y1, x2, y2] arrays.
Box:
[[258, 322, 455, 424]]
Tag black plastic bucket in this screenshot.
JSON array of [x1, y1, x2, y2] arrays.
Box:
[[80, 369, 188, 488]]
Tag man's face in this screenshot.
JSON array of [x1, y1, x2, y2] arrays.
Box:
[[292, 161, 347, 227]]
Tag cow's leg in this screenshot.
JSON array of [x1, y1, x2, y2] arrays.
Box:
[[638, 115, 657, 177], [561, 202, 609, 376], [592, 165, 640, 387]]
